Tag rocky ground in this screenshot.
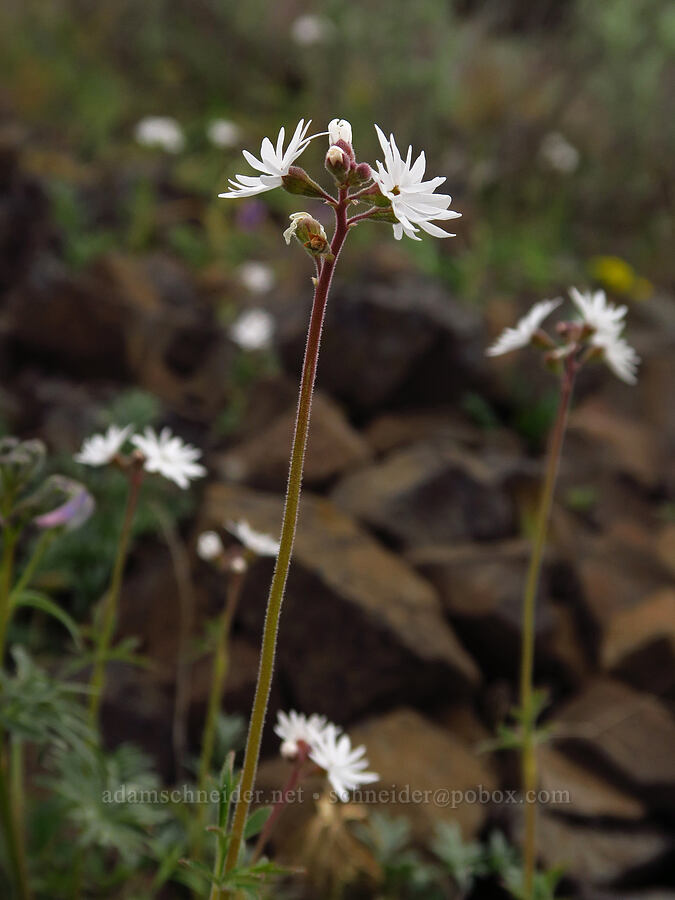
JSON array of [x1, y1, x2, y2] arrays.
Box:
[[1, 130, 674, 898]]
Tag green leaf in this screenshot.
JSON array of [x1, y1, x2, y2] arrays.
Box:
[[244, 805, 273, 840], [13, 590, 82, 648]]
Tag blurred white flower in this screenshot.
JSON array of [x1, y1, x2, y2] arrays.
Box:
[[486, 298, 562, 357], [132, 427, 206, 489], [134, 117, 185, 153], [74, 425, 132, 467], [309, 723, 379, 802], [592, 333, 640, 385], [219, 119, 313, 198], [229, 307, 275, 350], [274, 710, 328, 760], [238, 261, 275, 294], [569, 287, 627, 339], [226, 519, 280, 557], [207, 118, 241, 148], [328, 118, 352, 146], [539, 132, 579, 174], [197, 530, 224, 561], [372, 125, 461, 241], [291, 14, 333, 46]]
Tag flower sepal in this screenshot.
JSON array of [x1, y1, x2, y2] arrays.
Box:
[[281, 166, 327, 199], [284, 212, 332, 259]]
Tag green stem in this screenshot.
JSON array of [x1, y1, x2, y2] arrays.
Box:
[[88, 463, 144, 728], [193, 568, 245, 853], [0, 528, 19, 661], [220, 191, 351, 885], [9, 531, 53, 605], [0, 740, 31, 899], [520, 357, 577, 899]]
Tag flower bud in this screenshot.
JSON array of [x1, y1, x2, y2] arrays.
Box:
[[325, 144, 349, 181], [328, 118, 352, 147], [283, 212, 331, 258]]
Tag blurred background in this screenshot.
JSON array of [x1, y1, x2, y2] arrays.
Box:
[[0, 0, 674, 897]]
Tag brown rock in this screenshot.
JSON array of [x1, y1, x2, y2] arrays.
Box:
[[537, 813, 671, 886], [554, 679, 675, 815], [203, 483, 479, 721], [350, 708, 498, 840], [601, 589, 675, 696], [330, 437, 515, 548], [218, 392, 370, 490], [410, 540, 587, 681], [538, 745, 645, 820]]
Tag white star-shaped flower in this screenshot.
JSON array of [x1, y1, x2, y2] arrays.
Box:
[[74, 425, 132, 467], [486, 298, 562, 357], [309, 723, 379, 802], [219, 120, 313, 198], [372, 125, 461, 241], [131, 427, 206, 489], [592, 333, 640, 385], [274, 710, 328, 760], [229, 308, 275, 350], [569, 287, 627, 339], [225, 519, 280, 557], [134, 117, 185, 153]]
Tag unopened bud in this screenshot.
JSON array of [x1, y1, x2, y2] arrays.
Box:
[[352, 162, 372, 184], [325, 144, 349, 181], [283, 212, 331, 258], [328, 118, 352, 147]]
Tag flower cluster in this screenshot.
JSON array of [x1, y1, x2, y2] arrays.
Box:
[[274, 710, 378, 802], [486, 287, 640, 384], [219, 117, 460, 244], [74, 425, 206, 489]]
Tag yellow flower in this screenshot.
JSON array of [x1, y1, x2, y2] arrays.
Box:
[[589, 255, 653, 300]]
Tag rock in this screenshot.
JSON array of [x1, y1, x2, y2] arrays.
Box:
[[409, 540, 588, 682], [218, 392, 370, 490], [553, 680, 675, 815], [330, 437, 515, 548], [656, 525, 675, 579], [350, 707, 498, 839], [537, 745, 645, 821], [601, 589, 675, 696], [537, 813, 671, 887], [203, 483, 480, 721], [278, 276, 484, 412]]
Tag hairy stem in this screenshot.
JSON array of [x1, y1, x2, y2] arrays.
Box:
[[520, 357, 576, 899], [88, 463, 144, 728], [220, 191, 350, 884]]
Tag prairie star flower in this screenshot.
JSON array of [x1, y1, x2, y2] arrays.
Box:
[[74, 425, 132, 467], [328, 118, 352, 146], [486, 298, 562, 357], [309, 723, 379, 802], [219, 119, 313, 198], [274, 710, 328, 760], [592, 333, 640, 384], [197, 531, 224, 561], [134, 117, 185, 153], [131, 427, 206, 489], [372, 125, 461, 241], [569, 287, 627, 339], [226, 519, 280, 557], [229, 307, 275, 350]]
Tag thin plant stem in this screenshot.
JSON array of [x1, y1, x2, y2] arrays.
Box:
[[220, 189, 351, 885], [8, 531, 54, 608], [88, 462, 144, 728], [520, 356, 577, 899], [193, 567, 246, 853], [0, 741, 31, 900], [250, 755, 306, 864], [0, 527, 19, 660]]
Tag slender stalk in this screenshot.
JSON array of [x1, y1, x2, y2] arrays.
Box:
[[194, 567, 245, 852], [88, 463, 144, 727], [8, 531, 53, 605], [520, 356, 577, 899], [0, 527, 18, 660], [220, 191, 351, 883], [250, 755, 306, 864], [0, 741, 31, 899]]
